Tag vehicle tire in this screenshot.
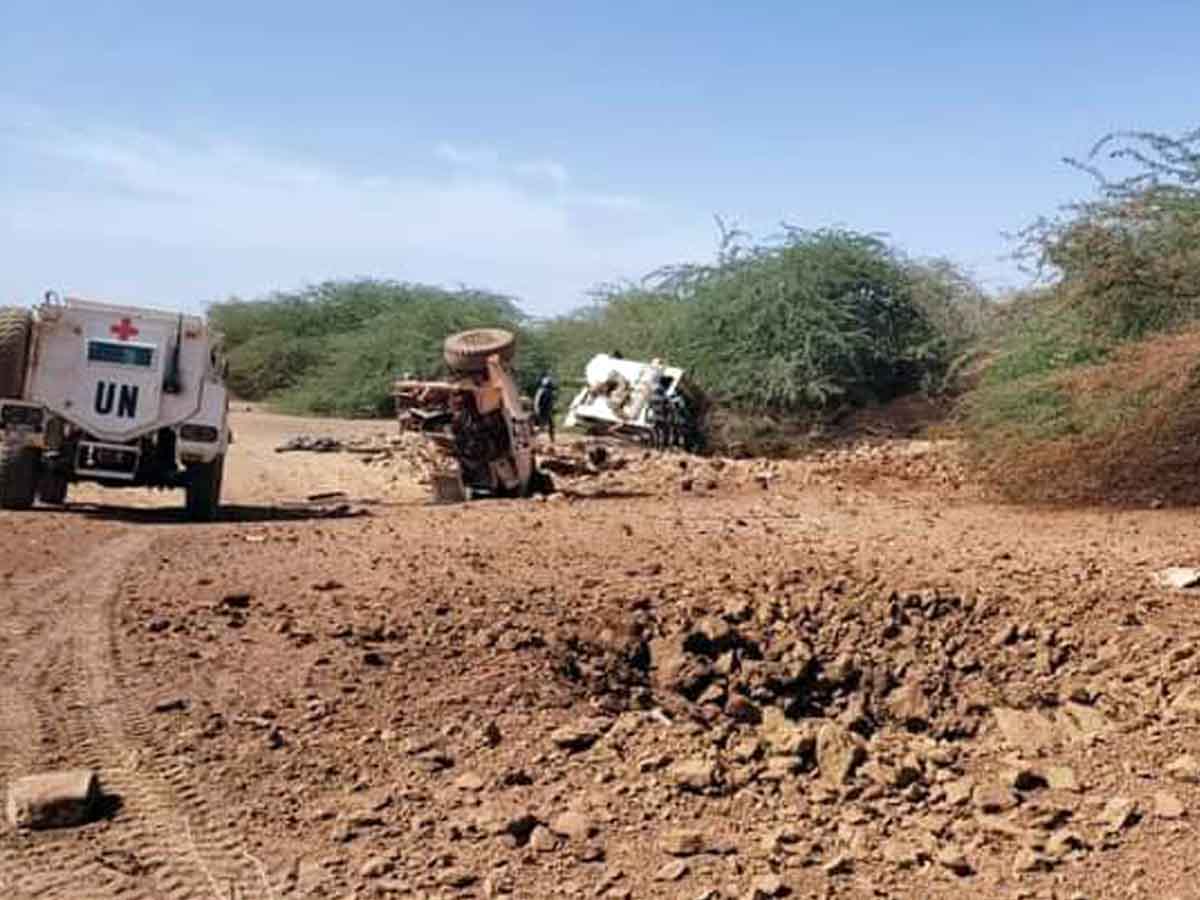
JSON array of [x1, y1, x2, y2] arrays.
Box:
[[526, 467, 555, 497], [36, 472, 68, 506], [0, 307, 33, 399], [185, 454, 224, 522], [443, 329, 516, 374], [0, 445, 38, 510]]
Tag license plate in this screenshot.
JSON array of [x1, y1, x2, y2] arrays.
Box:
[[76, 442, 139, 477]]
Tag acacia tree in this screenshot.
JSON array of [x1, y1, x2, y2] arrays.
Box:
[[1023, 128, 1200, 339]]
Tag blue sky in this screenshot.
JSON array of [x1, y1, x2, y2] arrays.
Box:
[[2, 1, 1197, 315]]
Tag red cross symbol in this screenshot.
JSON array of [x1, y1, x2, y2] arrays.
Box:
[[110, 318, 139, 341]]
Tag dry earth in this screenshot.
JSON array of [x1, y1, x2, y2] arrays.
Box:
[[4, 408, 1200, 899]]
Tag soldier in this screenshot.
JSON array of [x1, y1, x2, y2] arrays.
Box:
[[533, 374, 558, 443], [669, 390, 691, 450], [648, 375, 673, 450]]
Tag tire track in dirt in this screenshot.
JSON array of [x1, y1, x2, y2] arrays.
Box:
[[0, 530, 270, 900]]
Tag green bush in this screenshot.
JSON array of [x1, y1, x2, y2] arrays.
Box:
[[210, 279, 525, 412], [968, 127, 1200, 450]]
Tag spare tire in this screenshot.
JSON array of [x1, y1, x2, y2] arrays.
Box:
[[443, 329, 516, 374], [0, 307, 33, 399]]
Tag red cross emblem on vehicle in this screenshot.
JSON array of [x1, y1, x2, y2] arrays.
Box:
[[110, 318, 139, 341]]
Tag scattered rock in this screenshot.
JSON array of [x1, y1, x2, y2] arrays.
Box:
[[549, 810, 596, 842], [1013, 848, 1052, 874], [992, 707, 1059, 751], [359, 856, 393, 878], [440, 869, 478, 888], [1045, 765, 1079, 792], [152, 696, 188, 713], [1099, 797, 1140, 831], [749, 873, 788, 897], [882, 838, 923, 869], [669, 757, 720, 793], [815, 723, 865, 786], [1154, 791, 1185, 820], [661, 829, 709, 857], [759, 708, 815, 757], [1006, 767, 1049, 792], [975, 782, 1018, 814], [1156, 567, 1200, 589], [823, 854, 853, 876], [221, 592, 251, 609], [936, 845, 973, 876], [550, 717, 611, 753], [454, 772, 486, 792], [1166, 754, 1200, 784], [943, 777, 975, 806], [529, 825, 558, 852], [654, 860, 690, 882], [888, 680, 932, 729], [6, 770, 101, 830]]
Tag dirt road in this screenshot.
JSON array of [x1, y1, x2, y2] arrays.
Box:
[[3, 409, 1200, 899]]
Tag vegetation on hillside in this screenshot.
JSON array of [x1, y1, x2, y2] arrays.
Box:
[[210, 281, 530, 417], [211, 227, 989, 442], [965, 127, 1200, 503]]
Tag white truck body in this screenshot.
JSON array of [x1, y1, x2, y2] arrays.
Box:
[[0, 295, 230, 518], [562, 353, 687, 436]]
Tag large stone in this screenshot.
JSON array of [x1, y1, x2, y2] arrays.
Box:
[[549, 810, 596, 842], [549, 717, 611, 753], [992, 707, 1059, 750], [1099, 797, 1140, 831], [669, 757, 719, 793], [1166, 753, 1200, 784], [6, 770, 101, 830], [660, 829, 709, 856], [974, 782, 1017, 814], [1045, 765, 1079, 792], [1157, 567, 1200, 589], [816, 723, 866, 786], [759, 707, 816, 757], [888, 680, 932, 729], [1154, 792, 1185, 820]]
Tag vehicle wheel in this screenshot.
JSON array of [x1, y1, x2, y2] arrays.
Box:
[[0, 445, 38, 510], [36, 471, 68, 505], [443, 329, 516, 374], [185, 455, 224, 522], [526, 468, 555, 497], [0, 307, 33, 399]]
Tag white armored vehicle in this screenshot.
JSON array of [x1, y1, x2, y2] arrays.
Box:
[[563, 353, 705, 448], [0, 294, 231, 520]]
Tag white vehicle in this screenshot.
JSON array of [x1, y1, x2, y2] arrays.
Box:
[[0, 293, 231, 520], [562, 353, 705, 447]]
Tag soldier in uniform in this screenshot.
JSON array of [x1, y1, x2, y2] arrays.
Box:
[[533, 374, 558, 443], [648, 375, 673, 450]]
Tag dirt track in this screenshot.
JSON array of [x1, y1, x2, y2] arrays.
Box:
[[4, 409, 1200, 899]]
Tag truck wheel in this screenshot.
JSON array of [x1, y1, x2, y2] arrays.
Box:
[[0, 307, 33, 399], [0, 445, 38, 510], [37, 472, 68, 506], [526, 468, 555, 497], [185, 455, 225, 522], [443, 329, 516, 374]]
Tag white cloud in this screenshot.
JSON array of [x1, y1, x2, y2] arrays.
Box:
[[0, 114, 711, 313], [513, 159, 570, 187]]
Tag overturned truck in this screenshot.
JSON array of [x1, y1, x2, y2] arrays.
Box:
[[563, 353, 707, 451], [393, 329, 552, 502]]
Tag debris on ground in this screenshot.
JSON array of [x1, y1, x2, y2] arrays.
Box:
[[6, 771, 101, 830]]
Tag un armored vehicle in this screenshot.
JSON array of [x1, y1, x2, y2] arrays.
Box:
[[0, 294, 231, 520]]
